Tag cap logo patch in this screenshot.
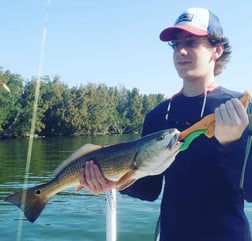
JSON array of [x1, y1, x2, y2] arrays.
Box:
[[175, 13, 193, 24]]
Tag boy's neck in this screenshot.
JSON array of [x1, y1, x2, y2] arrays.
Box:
[[182, 77, 217, 97]]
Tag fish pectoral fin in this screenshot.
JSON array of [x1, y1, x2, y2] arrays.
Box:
[[115, 170, 137, 191], [116, 179, 136, 191], [75, 184, 85, 192]]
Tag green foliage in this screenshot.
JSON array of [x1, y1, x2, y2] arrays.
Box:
[[0, 67, 165, 138]]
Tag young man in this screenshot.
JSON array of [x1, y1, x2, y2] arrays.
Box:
[[79, 8, 252, 241]]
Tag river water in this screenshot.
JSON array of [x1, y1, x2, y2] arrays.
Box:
[[0, 136, 251, 241]]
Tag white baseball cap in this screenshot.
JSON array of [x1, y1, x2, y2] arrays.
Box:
[[160, 8, 223, 41]]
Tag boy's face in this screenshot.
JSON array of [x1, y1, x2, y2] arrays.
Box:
[[170, 31, 216, 82]]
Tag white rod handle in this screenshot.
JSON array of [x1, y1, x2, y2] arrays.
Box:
[[106, 189, 117, 241]]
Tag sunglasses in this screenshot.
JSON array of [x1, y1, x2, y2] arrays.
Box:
[[168, 36, 208, 51]]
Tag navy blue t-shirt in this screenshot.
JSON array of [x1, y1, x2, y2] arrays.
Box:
[[121, 86, 252, 241]]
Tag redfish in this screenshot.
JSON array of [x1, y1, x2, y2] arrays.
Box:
[[5, 128, 182, 223]]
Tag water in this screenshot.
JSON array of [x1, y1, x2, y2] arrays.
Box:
[[0, 135, 160, 241], [0, 136, 252, 241]]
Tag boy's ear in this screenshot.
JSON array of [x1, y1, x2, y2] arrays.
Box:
[[213, 44, 224, 60]]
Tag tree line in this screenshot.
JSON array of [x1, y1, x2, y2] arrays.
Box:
[[0, 67, 165, 138]]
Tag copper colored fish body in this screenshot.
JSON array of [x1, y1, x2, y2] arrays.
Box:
[[5, 128, 182, 223]]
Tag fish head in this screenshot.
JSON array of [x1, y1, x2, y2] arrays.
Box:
[[135, 128, 182, 177]]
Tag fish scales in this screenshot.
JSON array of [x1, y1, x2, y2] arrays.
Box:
[[53, 144, 136, 184], [5, 128, 182, 223], [94, 142, 139, 180]]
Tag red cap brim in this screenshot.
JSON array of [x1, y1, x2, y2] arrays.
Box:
[[160, 25, 208, 41]]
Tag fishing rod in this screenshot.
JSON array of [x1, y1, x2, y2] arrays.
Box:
[[14, 1, 118, 240], [16, 1, 50, 241], [106, 189, 117, 241], [0, 82, 11, 92]]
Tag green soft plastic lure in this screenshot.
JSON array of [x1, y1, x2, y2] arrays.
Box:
[[179, 129, 206, 152], [178, 91, 250, 152]]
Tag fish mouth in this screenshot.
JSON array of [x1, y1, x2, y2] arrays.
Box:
[[167, 132, 183, 151]]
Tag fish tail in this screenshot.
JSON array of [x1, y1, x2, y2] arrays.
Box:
[[4, 184, 50, 223]]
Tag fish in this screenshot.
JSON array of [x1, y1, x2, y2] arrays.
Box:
[[5, 128, 182, 223]]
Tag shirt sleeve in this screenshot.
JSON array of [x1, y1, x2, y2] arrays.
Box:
[[119, 174, 163, 201]]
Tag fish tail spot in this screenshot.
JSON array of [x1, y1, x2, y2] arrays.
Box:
[[5, 185, 50, 223]]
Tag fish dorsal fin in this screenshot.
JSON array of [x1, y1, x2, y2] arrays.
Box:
[[52, 143, 102, 177]]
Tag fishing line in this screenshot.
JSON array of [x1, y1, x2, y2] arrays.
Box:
[[16, 1, 51, 240]]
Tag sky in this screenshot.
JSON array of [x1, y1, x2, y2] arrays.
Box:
[[0, 0, 251, 97]]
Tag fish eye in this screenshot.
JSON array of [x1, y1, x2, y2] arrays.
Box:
[[35, 189, 41, 196], [159, 135, 165, 141]]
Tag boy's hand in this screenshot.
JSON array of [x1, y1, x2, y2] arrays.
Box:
[[79, 160, 117, 195], [215, 98, 249, 145]]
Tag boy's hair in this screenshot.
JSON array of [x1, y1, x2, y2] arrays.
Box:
[[208, 34, 232, 76]]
